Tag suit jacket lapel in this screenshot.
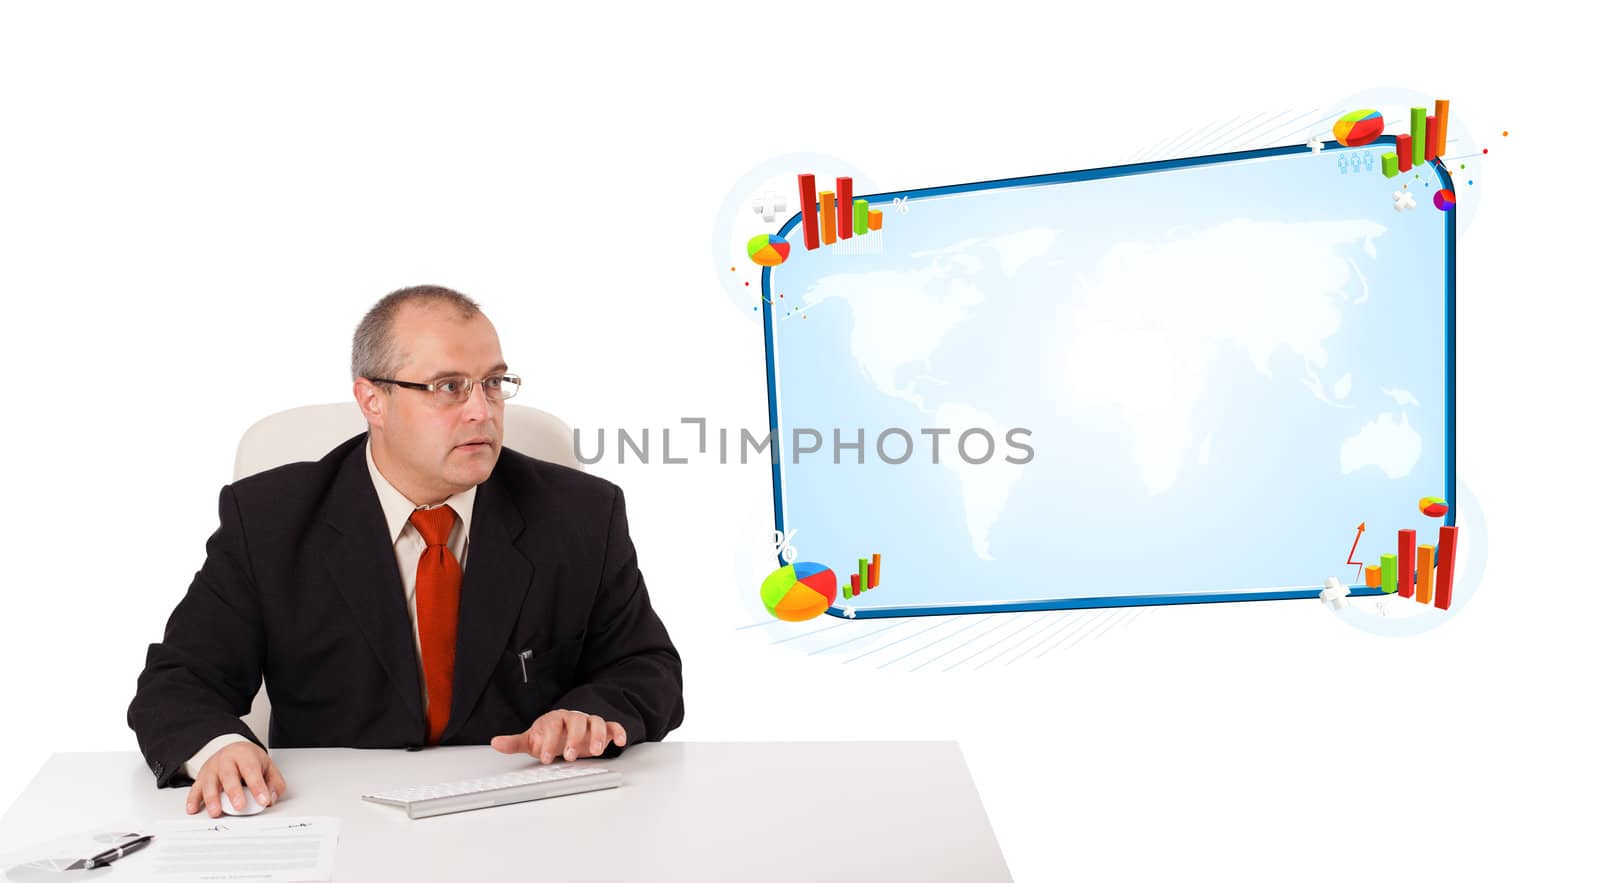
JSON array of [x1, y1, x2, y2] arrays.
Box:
[[443, 471, 533, 742], [318, 437, 425, 734]]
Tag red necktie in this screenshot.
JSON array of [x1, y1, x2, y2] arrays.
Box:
[[410, 506, 461, 744]]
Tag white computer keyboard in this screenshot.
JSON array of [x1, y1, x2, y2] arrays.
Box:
[[362, 765, 622, 819]]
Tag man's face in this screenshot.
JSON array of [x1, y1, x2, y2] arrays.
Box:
[[358, 304, 507, 504]]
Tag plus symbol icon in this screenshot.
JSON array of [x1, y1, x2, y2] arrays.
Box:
[[751, 191, 787, 222]]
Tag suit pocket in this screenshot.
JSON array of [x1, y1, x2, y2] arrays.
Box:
[[502, 632, 586, 717]]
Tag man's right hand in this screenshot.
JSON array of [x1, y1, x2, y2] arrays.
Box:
[[185, 741, 287, 818]]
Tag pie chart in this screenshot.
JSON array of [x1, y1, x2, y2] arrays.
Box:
[[760, 561, 837, 621], [1332, 109, 1384, 147], [746, 233, 791, 268]]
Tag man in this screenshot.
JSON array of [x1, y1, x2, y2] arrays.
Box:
[[128, 286, 684, 818]]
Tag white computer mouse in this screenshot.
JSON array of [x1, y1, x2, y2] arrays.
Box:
[[221, 789, 267, 816]]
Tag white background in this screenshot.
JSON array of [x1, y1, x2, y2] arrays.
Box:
[[1, 3, 1595, 880]]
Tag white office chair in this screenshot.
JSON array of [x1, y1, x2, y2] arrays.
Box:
[[231, 402, 582, 745]]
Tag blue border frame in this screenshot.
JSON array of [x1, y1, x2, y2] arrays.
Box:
[[760, 137, 1456, 619]]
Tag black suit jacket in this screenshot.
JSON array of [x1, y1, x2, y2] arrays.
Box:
[[128, 433, 684, 787]]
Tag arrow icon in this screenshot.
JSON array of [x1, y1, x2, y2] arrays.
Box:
[[1346, 522, 1366, 578]]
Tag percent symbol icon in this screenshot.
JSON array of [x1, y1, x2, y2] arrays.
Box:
[[891, 196, 910, 215], [771, 528, 798, 563]]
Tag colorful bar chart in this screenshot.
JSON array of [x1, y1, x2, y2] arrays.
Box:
[[797, 174, 820, 250], [846, 553, 883, 597], [1410, 107, 1427, 167], [1370, 525, 1458, 610], [1398, 529, 1416, 598], [1370, 99, 1451, 180], [836, 176, 853, 240], [792, 172, 886, 253]]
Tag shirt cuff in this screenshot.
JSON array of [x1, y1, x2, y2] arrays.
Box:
[[183, 734, 253, 780]]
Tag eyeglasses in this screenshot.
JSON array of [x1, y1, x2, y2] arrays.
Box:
[[369, 373, 522, 406]]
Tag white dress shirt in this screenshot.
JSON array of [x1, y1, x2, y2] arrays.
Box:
[[183, 441, 477, 779]]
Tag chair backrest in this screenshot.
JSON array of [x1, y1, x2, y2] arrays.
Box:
[[232, 402, 580, 745]]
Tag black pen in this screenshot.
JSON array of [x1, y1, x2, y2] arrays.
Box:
[[84, 834, 154, 869]]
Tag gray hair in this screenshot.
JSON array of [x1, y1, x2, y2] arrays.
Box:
[[351, 285, 483, 382]]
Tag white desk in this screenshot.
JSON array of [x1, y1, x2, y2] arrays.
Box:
[[0, 742, 1011, 882]]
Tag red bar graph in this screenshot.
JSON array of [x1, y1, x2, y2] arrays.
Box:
[[1435, 525, 1458, 610], [797, 174, 820, 250], [1397, 135, 1413, 172], [1425, 116, 1438, 162], [1398, 529, 1416, 598], [836, 176, 853, 240]]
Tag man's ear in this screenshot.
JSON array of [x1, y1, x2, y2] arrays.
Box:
[[354, 378, 385, 428]]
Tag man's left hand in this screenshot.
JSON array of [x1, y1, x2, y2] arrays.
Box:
[[490, 709, 628, 763]]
